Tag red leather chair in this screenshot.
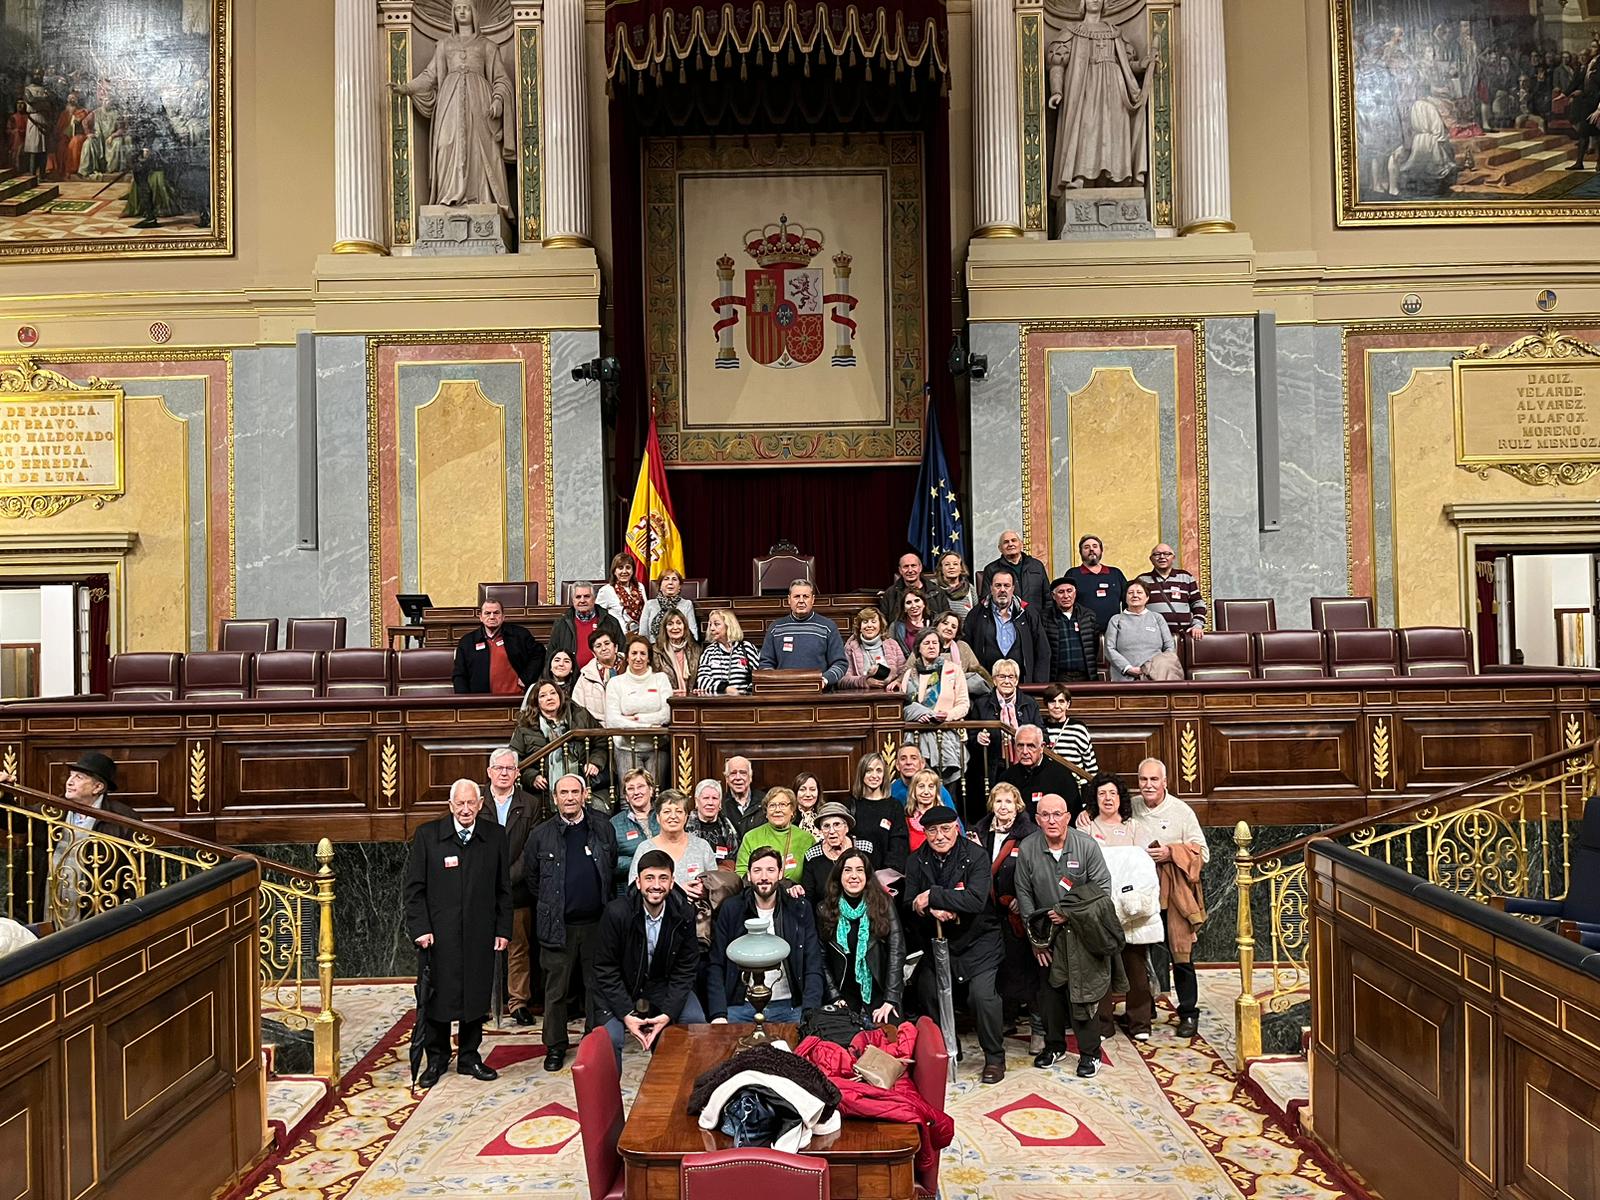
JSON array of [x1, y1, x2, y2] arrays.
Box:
[[1326, 628, 1399, 678], [754, 541, 816, 595], [1399, 626, 1474, 676], [1213, 598, 1277, 633], [393, 648, 456, 696], [478, 581, 538, 609], [108, 652, 183, 701], [1187, 631, 1255, 681], [324, 649, 393, 697], [182, 651, 253, 699], [680, 1150, 829, 1200], [1253, 630, 1328, 679], [572, 1027, 625, 1200], [1309, 596, 1376, 630], [285, 617, 347, 651], [254, 650, 323, 698], [910, 1015, 949, 1198], [217, 617, 279, 652]]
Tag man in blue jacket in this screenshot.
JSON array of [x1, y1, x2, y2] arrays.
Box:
[[708, 846, 824, 1023]]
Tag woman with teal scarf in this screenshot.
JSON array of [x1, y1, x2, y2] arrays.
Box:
[[814, 850, 905, 1024]]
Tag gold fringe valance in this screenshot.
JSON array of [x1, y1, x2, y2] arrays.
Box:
[[605, 1, 949, 81]]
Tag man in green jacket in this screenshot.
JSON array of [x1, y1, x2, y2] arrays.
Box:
[[1014, 793, 1116, 1078]]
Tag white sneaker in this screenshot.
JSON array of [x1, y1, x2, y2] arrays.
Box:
[[1133, 1031, 1150, 1043]]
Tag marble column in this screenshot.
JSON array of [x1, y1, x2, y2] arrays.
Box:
[[333, 0, 387, 253], [542, 0, 590, 247], [1175, 0, 1234, 234], [972, 0, 1022, 238]]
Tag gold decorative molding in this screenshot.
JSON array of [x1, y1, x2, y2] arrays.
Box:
[[0, 358, 125, 519], [676, 737, 695, 794], [380, 738, 399, 807], [881, 734, 897, 763], [2, 743, 16, 781], [1452, 329, 1600, 488], [1178, 721, 1199, 790], [188, 741, 207, 814], [1566, 714, 1584, 751], [1370, 718, 1391, 788], [331, 239, 386, 255]]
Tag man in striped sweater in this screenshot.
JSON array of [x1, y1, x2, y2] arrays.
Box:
[[757, 580, 847, 689], [1135, 544, 1207, 642]]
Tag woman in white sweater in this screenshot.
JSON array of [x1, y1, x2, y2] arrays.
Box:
[[604, 634, 673, 780]]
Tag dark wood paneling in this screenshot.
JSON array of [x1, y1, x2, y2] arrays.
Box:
[[0, 1054, 58, 1200], [1346, 948, 1454, 1124], [1508, 1042, 1600, 1200], [3, 676, 1595, 841]]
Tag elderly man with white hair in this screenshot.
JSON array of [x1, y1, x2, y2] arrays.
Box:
[[685, 778, 741, 866], [479, 746, 541, 1025], [403, 778, 512, 1088]]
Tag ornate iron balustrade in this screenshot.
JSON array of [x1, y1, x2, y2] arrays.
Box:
[[1, 780, 341, 1080], [1231, 737, 1597, 1068]]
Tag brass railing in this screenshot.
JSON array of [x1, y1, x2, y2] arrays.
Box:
[[1232, 737, 1598, 1067], [0, 779, 342, 1079]]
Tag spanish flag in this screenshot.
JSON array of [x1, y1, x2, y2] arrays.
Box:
[[624, 412, 685, 582]]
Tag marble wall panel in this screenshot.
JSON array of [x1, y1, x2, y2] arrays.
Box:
[[1047, 349, 1180, 574], [1205, 320, 1348, 627], [233, 346, 322, 637], [968, 321, 1024, 565], [314, 336, 377, 647], [395, 363, 525, 600], [549, 330, 606, 586]]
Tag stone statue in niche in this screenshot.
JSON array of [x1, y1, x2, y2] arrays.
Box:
[[1044, 0, 1156, 238], [389, 0, 513, 214]]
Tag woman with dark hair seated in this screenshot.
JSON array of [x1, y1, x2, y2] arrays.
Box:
[[509, 678, 606, 813], [814, 849, 905, 1024]]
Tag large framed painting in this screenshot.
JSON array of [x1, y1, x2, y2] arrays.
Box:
[[643, 133, 928, 467], [0, 0, 231, 259], [1333, 0, 1600, 225]]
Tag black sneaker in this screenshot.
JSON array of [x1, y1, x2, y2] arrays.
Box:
[[1175, 1015, 1199, 1039], [1075, 1054, 1099, 1078], [1033, 1049, 1066, 1069]]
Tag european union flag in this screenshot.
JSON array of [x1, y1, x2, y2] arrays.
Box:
[[906, 398, 965, 567]]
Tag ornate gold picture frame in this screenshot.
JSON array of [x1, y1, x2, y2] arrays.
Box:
[[0, 0, 232, 259], [1332, 0, 1600, 226], [0, 359, 125, 517], [1452, 329, 1600, 487]]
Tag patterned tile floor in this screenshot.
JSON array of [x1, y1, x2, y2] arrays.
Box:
[[247, 971, 1345, 1200], [0, 179, 208, 242]]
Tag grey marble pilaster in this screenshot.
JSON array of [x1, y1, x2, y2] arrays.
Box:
[[968, 321, 1023, 563], [1204, 318, 1263, 602], [1046, 347, 1181, 573], [1367, 348, 1457, 626], [314, 336, 376, 646], [393, 361, 525, 591], [550, 330, 606, 586], [233, 346, 320, 636]]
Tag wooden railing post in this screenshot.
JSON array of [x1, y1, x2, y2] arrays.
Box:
[[1234, 820, 1263, 1069], [314, 837, 341, 1081]]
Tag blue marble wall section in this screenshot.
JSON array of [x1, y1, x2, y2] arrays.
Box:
[[1365, 348, 1458, 627], [968, 321, 1024, 563], [1204, 319, 1349, 627], [393, 361, 527, 590], [314, 336, 377, 646], [549, 330, 606, 585], [1045, 347, 1181, 573], [233, 346, 321, 640]]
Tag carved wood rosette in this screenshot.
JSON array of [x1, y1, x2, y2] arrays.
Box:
[[1370, 717, 1392, 790], [1177, 719, 1200, 793]]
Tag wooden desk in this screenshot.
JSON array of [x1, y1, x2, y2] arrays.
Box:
[[616, 1024, 918, 1200]]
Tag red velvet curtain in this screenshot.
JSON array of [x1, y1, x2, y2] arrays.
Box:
[[81, 574, 110, 694]]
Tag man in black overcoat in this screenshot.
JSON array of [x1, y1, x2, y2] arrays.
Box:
[[404, 778, 512, 1087]]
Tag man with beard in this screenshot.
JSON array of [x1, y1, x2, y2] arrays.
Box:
[[1062, 534, 1129, 630], [708, 846, 823, 1024]]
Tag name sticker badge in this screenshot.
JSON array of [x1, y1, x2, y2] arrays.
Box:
[[1067, 860, 1080, 870], [444, 855, 460, 868], [880, 818, 893, 830], [475, 643, 486, 651], [954, 881, 966, 890], [1058, 875, 1074, 891], [715, 845, 729, 855], [627, 829, 640, 840], [784, 854, 797, 871], [1010, 848, 1019, 858]]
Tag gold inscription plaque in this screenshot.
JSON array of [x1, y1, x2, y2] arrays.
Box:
[[1452, 330, 1600, 487], [0, 360, 124, 518]]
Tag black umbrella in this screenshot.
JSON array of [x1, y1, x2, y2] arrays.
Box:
[[930, 919, 958, 1083], [410, 947, 434, 1085]]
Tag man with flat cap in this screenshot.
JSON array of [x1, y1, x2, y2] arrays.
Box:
[[902, 804, 1009, 1083], [1, 751, 139, 926], [404, 778, 512, 1088]]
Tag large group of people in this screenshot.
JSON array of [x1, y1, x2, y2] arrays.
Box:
[[403, 738, 1209, 1087]]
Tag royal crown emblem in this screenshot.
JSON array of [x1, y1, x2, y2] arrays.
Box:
[[710, 213, 859, 370]]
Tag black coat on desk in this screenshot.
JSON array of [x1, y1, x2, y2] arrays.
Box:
[[404, 815, 512, 1021]]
